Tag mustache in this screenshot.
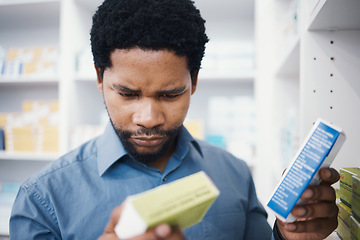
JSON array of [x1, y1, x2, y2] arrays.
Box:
[[120, 127, 178, 138]]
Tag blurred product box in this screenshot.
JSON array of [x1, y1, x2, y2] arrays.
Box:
[[40, 126, 59, 152], [353, 175, 360, 222], [70, 125, 104, 150], [337, 217, 351, 240], [0, 128, 4, 151], [183, 119, 204, 140], [1, 46, 58, 78], [351, 215, 360, 240], [5, 126, 35, 152], [0, 181, 20, 238], [5, 126, 59, 153], [340, 168, 360, 207], [0, 113, 20, 127], [2, 100, 59, 153], [338, 201, 352, 227]]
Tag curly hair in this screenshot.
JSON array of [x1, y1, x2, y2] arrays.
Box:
[[90, 0, 209, 82]]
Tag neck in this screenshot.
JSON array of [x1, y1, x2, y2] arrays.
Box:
[[149, 140, 177, 172]]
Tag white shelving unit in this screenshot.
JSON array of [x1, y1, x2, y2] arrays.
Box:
[[0, 0, 255, 236], [300, 0, 360, 171], [255, 0, 360, 234], [255, 0, 300, 212], [0, 1, 61, 235]]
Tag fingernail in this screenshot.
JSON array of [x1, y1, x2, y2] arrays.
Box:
[[324, 169, 332, 179], [155, 224, 171, 238], [294, 207, 307, 217], [285, 223, 296, 231], [302, 189, 313, 199]]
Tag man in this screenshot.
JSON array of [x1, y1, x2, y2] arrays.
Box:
[[10, 0, 339, 239]]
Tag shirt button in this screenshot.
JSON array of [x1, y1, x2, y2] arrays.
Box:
[[163, 177, 167, 182]]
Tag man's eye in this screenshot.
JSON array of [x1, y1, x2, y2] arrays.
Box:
[[118, 92, 138, 98], [160, 93, 181, 99]]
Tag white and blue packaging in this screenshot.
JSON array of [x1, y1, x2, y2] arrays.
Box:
[[267, 119, 346, 222]]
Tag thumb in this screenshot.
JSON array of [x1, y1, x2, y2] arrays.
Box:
[[104, 205, 123, 234]]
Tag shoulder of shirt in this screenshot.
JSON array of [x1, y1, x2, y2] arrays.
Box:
[[193, 138, 249, 167], [20, 137, 99, 190], [192, 139, 253, 184]]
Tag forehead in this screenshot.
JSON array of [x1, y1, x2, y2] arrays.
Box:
[[105, 48, 191, 89]]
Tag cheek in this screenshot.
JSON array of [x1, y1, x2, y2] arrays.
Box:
[[166, 97, 191, 124], [103, 92, 132, 125]]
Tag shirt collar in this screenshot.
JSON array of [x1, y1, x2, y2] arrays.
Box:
[[97, 123, 127, 176], [97, 122, 203, 176]]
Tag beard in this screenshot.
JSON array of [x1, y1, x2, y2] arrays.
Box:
[[109, 118, 181, 165]]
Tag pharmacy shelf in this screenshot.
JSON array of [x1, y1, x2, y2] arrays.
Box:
[[309, 0, 360, 31], [74, 0, 102, 11], [0, 0, 60, 29], [0, 151, 58, 161], [198, 73, 254, 83], [75, 74, 254, 83], [275, 36, 300, 78], [0, 76, 59, 84], [0, 0, 58, 5]]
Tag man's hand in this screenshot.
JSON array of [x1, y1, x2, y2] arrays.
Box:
[[98, 205, 186, 240], [276, 167, 340, 240]]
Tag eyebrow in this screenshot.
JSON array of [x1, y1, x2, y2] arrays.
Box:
[[159, 86, 187, 95], [112, 84, 187, 95], [112, 84, 140, 93]]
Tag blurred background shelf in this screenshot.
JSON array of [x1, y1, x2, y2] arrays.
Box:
[[309, 0, 360, 31], [0, 151, 58, 161]]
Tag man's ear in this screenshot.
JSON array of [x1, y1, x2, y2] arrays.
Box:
[[95, 65, 103, 94], [191, 70, 199, 95]]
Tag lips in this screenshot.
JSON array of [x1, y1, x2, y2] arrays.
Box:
[[131, 136, 166, 148]]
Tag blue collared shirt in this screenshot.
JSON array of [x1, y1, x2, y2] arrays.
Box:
[[10, 123, 274, 239]]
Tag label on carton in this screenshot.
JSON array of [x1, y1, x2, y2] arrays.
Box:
[[267, 119, 345, 222]]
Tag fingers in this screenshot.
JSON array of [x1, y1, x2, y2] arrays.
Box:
[[294, 176, 338, 219], [131, 225, 185, 240], [319, 167, 340, 185], [153, 225, 185, 240], [279, 217, 338, 234], [104, 205, 124, 234], [300, 184, 336, 202], [276, 168, 340, 239], [154, 224, 172, 238], [100, 204, 185, 240], [291, 201, 338, 219]]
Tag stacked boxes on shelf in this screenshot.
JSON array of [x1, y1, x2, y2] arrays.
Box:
[[337, 167, 360, 240], [340, 168, 360, 207], [70, 125, 104, 150], [0, 46, 58, 79], [352, 175, 360, 240], [0, 100, 59, 153], [338, 201, 352, 240]]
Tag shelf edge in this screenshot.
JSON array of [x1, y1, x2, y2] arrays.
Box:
[[0, 151, 59, 161]]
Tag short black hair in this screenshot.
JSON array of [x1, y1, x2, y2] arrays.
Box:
[[90, 0, 209, 82]]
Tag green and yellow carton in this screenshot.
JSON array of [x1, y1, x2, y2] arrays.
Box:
[[351, 215, 360, 240], [115, 171, 220, 239], [338, 201, 352, 227], [353, 175, 360, 222], [338, 217, 351, 240], [337, 201, 352, 240], [340, 168, 360, 207]]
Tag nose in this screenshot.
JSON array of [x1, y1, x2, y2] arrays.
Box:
[[132, 99, 165, 129]]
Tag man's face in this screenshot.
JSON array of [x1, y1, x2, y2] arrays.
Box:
[[96, 49, 197, 164]]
